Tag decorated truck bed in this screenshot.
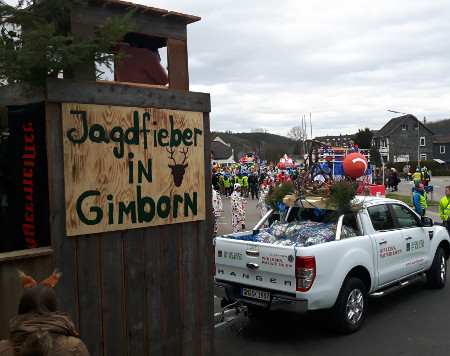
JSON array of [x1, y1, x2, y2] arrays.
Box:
[[219, 207, 358, 247], [214, 196, 450, 334]]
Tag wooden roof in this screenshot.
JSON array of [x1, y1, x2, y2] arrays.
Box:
[[211, 141, 233, 160], [88, 0, 201, 24]]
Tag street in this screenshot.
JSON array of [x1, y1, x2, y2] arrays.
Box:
[[214, 176, 450, 356]]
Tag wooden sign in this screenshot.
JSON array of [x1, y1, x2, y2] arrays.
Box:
[[61, 103, 205, 236]]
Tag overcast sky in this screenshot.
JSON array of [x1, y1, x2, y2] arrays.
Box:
[[8, 0, 450, 138], [142, 0, 450, 138]]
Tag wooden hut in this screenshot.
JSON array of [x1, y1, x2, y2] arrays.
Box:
[[0, 1, 213, 355]]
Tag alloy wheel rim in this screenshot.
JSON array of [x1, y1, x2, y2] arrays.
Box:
[[346, 289, 364, 324], [440, 256, 446, 282]]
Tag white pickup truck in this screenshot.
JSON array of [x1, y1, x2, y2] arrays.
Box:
[[214, 196, 450, 333]]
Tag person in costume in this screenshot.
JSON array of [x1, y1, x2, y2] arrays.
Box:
[[230, 183, 246, 232], [0, 271, 89, 356], [212, 186, 224, 235], [257, 178, 271, 228]]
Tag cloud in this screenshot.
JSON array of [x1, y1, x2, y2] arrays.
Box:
[[7, 0, 449, 137]]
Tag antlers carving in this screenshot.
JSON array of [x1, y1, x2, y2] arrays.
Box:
[[166, 147, 189, 166]]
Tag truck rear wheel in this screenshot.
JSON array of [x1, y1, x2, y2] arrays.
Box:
[[332, 277, 367, 334], [426, 247, 446, 289]]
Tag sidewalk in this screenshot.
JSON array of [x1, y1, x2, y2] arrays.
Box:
[[388, 177, 448, 223]]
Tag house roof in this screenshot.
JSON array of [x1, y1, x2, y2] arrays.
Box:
[[434, 133, 450, 144], [373, 115, 434, 138], [211, 141, 232, 160]]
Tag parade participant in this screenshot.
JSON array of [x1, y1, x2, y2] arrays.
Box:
[[230, 183, 246, 232], [403, 165, 410, 181], [114, 33, 168, 86], [237, 174, 244, 195], [212, 185, 224, 236], [422, 167, 431, 186], [374, 168, 383, 185], [388, 168, 399, 192], [0, 272, 90, 356], [413, 183, 427, 216], [277, 170, 287, 182], [348, 140, 358, 153], [223, 175, 231, 197], [439, 186, 450, 235], [257, 179, 271, 228], [412, 168, 422, 186], [218, 173, 225, 195], [242, 173, 249, 197], [212, 173, 219, 191], [248, 171, 259, 200]]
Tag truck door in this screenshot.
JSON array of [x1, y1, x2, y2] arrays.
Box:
[[368, 204, 405, 286], [391, 203, 429, 274]]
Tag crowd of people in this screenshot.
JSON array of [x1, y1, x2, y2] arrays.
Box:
[[211, 166, 302, 234], [372, 165, 432, 193], [212, 162, 450, 238]]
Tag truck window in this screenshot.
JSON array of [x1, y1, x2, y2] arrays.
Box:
[[368, 204, 395, 231], [391, 204, 421, 228]]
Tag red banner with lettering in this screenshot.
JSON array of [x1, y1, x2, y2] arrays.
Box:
[[1, 102, 50, 252]]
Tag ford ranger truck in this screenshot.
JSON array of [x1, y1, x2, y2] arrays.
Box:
[[214, 196, 450, 333]]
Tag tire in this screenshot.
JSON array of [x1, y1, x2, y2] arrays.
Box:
[[332, 277, 368, 334], [426, 247, 447, 289]]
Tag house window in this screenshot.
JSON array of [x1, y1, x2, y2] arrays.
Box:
[[402, 124, 407, 130], [381, 140, 386, 148], [420, 153, 427, 160], [420, 137, 425, 146], [414, 124, 419, 131], [441, 145, 446, 154]]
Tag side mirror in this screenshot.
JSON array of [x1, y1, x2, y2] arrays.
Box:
[[421, 216, 433, 227]]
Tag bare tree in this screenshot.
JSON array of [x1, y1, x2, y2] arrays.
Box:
[[287, 126, 307, 155]]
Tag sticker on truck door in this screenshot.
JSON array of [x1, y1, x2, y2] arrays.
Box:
[[406, 240, 425, 252]]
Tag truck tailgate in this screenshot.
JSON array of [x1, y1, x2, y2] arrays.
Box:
[[215, 237, 297, 294]]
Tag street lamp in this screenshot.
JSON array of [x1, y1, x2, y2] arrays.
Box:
[[387, 110, 420, 169]]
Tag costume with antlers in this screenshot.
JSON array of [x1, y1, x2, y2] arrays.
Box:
[[0, 272, 89, 356]]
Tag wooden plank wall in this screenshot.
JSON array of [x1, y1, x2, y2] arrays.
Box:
[[46, 86, 213, 355]]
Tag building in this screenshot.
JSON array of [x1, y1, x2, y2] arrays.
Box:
[[211, 136, 235, 167], [433, 133, 450, 167], [315, 134, 353, 147], [372, 115, 434, 164]]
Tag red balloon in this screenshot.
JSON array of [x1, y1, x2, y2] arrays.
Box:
[[343, 153, 368, 178]]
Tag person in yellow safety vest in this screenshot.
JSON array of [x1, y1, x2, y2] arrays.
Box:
[[223, 175, 231, 197], [421, 167, 431, 186], [413, 183, 427, 216], [242, 174, 249, 197], [412, 168, 422, 186], [237, 175, 244, 196], [439, 185, 450, 235]]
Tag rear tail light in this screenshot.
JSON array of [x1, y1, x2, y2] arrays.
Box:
[[296, 256, 316, 291]]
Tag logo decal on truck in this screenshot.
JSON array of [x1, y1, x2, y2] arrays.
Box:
[[406, 240, 424, 252], [379, 246, 402, 259]]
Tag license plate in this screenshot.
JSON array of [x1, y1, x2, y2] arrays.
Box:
[[242, 287, 270, 301]]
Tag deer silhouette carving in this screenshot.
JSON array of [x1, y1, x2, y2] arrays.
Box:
[[167, 147, 189, 187]]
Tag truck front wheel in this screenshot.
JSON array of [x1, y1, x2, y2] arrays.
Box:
[[426, 247, 446, 289], [332, 277, 367, 334]]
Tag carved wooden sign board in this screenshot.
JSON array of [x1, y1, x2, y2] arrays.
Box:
[[61, 103, 205, 236]]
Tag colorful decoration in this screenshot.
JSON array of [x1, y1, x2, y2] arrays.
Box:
[[343, 153, 368, 178], [277, 154, 294, 169]]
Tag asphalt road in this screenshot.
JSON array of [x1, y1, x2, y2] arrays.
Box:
[[214, 176, 450, 356]]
